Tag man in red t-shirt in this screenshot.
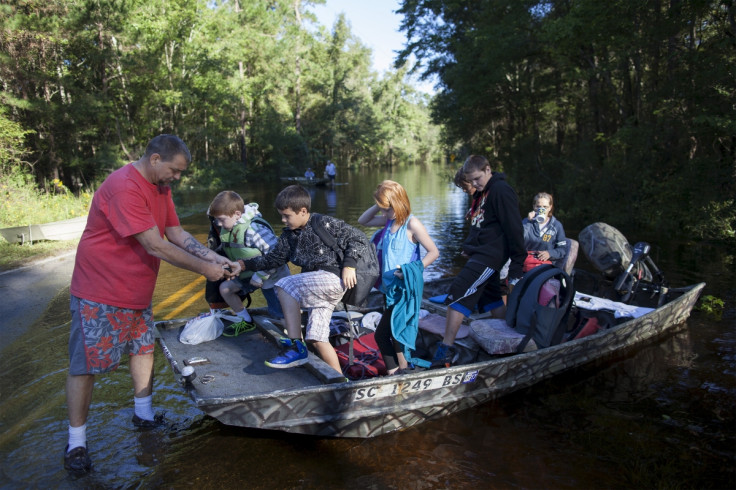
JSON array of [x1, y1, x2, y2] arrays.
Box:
[[64, 134, 236, 474]]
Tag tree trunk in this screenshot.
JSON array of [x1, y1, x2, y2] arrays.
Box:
[[294, 0, 303, 135]]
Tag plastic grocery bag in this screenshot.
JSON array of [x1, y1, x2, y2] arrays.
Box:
[[179, 310, 240, 345]]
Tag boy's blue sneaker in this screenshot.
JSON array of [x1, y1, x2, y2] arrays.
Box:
[[430, 341, 456, 369], [265, 338, 308, 368]]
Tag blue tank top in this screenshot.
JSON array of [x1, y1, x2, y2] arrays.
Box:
[[379, 215, 420, 293]]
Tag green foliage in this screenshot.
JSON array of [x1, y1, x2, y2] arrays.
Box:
[[0, 178, 92, 228], [399, 0, 736, 240], [686, 199, 736, 240], [695, 295, 725, 322], [0, 0, 442, 220], [178, 160, 248, 190], [0, 108, 33, 175]]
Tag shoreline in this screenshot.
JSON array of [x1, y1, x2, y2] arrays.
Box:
[[0, 238, 79, 272]]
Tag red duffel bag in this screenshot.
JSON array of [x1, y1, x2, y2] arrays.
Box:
[[335, 332, 387, 380]]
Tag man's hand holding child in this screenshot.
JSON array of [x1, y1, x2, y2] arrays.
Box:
[[223, 260, 242, 278]]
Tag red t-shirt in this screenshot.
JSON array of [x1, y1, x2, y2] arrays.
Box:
[[71, 163, 180, 309]]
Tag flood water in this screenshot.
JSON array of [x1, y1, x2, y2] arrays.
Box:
[[0, 163, 733, 488]]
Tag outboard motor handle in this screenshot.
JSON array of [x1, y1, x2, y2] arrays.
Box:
[[613, 241, 651, 292], [645, 255, 664, 283], [631, 241, 651, 261]]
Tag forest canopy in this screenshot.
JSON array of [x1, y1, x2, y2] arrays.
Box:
[[398, 0, 735, 239], [1, 0, 734, 240], [0, 0, 441, 190]]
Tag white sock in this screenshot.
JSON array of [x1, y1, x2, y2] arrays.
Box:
[[236, 308, 252, 322], [134, 394, 154, 421], [68, 424, 87, 451]]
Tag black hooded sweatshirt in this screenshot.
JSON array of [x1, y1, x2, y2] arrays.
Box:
[[463, 172, 526, 282]]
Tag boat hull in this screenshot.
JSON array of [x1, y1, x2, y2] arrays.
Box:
[[279, 176, 329, 186], [156, 282, 705, 438]]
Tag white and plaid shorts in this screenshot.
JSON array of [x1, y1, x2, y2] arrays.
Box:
[[275, 270, 345, 342]]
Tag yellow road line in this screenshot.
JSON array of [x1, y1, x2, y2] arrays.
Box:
[[163, 289, 206, 320], [153, 276, 205, 316]]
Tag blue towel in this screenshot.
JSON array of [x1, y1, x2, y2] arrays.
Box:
[[385, 260, 427, 367]]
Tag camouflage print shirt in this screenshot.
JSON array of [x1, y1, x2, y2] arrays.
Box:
[[243, 214, 367, 278]]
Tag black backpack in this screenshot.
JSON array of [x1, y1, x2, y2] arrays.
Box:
[[505, 264, 575, 352], [311, 213, 380, 308]]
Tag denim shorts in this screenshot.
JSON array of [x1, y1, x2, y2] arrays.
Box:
[[68, 295, 155, 375]]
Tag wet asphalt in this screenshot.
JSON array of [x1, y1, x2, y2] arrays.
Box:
[[0, 251, 76, 352]]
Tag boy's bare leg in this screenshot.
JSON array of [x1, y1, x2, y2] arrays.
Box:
[[220, 280, 245, 313], [442, 308, 466, 346], [276, 286, 302, 339], [312, 341, 341, 373]]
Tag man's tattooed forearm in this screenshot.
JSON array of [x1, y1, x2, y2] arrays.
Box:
[[183, 236, 211, 259]]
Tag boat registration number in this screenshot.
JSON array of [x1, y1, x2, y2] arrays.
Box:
[[353, 370, 479, 401]]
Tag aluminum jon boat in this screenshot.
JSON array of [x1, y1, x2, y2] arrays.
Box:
[[155, 273, 705, 438]]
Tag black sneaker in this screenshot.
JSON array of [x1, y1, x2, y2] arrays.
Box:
[[222, 319, 255, 336], [64, 445, 92, 474], [388, 368, 410, 376], [132, 412, 166, 429]]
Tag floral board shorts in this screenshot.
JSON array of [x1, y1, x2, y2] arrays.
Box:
[[68, 295, 155, 375]]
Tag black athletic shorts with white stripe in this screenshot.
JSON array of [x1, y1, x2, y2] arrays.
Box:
[[445, 258, 504, 317]]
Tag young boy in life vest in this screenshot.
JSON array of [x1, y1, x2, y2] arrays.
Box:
[[208, 191, 290, 336], [235, 185, 371, 372]]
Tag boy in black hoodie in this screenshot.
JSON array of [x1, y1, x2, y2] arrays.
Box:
[[432, 155, 526, 367]]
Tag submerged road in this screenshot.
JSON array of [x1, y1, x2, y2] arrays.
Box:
[[0, 251, 217, 354], [0, 251, 77, 351]]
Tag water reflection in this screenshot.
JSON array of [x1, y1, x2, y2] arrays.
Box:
[[0, 163, 733, 488], [325, 187, 337, 215]]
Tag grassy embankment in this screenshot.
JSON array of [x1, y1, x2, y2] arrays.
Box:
[[0, 159, 253, 270], [0, 179, 91, 271]]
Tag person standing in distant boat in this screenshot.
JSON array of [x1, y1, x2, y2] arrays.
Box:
[[324, 160, 336, 184], [64, 134, 236, 475]]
